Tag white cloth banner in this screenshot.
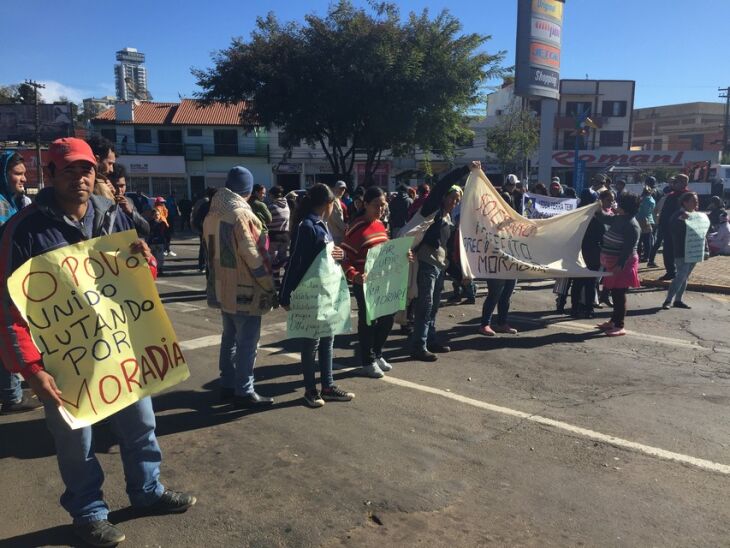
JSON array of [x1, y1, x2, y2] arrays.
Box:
[[522, 192, 578, 219], [459, 170, 602, 280]]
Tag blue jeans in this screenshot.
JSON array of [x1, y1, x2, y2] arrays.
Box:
[[219, 312, 262, 396], [665, 258, 696, 304], [301, 337, 334, 392], [0, 362, 22, 404], [481, 279, 516, 326], [639, 230, 654, 260], [410, 261, 446, 353], [45, 397, 164, 524]]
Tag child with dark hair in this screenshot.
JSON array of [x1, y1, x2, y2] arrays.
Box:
[[280, 184, 355, 408], [596, 192, 641, 336]]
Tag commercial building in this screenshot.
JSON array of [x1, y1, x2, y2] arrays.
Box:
[[91, 99, 270, 199], [632, 102, 726, 152], [115, 48, 151, 101]]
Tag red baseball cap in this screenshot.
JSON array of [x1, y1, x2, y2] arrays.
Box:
[[48, 138, 96, 172]]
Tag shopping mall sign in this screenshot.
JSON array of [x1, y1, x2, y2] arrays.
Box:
[[551, 150, 720, 168], [515, 0, 564, 100]]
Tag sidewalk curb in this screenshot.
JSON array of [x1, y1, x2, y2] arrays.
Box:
[[640, 277, 730, 295]]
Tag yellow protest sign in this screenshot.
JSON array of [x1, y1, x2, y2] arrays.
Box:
[[7, 230, 189, 429]]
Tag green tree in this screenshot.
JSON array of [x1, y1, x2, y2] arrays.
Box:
[[193, 1, 504, 185], [0, 84, 20, 104], [486, 105, 539, 177], [17, 83, 41, 105]]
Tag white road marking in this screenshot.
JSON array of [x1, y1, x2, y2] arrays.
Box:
[[172, 308, 730, 475], [156, 280, 206, 292], [379, 376, 730, 476], [166, 302, 205, 312]]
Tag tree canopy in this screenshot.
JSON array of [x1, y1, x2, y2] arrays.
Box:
[[0, 83, 43, 105], [486, 105, 539, 178], [193, 1, 504, 185]]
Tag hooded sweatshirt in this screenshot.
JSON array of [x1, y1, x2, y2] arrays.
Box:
[[0, 151, 27, 225]]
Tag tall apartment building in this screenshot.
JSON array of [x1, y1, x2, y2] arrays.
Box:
[[114, 47, 151, 101]]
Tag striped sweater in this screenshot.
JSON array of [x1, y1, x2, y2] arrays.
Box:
[[599, 213, 640, 267], [341, 218, 389, 282]]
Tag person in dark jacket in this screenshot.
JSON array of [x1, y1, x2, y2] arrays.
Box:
[[279, 183, 355, 408], [389, 184, 413, 237], [657, 174, 689, 280], [570, 189, 604, 318], [596, 192, 641, 337], [409, 162, 478, 361], [0, 151, 42, 414], [108, 164, 150, 238], [0, 138, 195, 547], [662, 192, 706, 309]]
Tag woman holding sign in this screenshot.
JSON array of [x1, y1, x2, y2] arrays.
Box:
[[342, 187, 412, 378], [596, 192, 641, 337], [662, 192, 708, 310], [280, 184, 355, 408]]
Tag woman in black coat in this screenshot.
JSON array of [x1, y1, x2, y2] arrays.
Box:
[[570, 189, 604, 318]]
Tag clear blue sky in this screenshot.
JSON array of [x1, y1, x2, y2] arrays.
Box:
[[3, 0, 728, 108]]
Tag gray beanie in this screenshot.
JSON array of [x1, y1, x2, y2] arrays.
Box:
[[225, 165, 254, 196]]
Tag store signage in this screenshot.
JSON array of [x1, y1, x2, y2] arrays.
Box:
[[529, 42, 560, 69], [515, 0, 565, 100], [531, 17, 561, 46], [552, 150, 719, 167]]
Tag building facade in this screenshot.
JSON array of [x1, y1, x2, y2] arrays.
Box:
[[632, 102, 726, 152], [115, 48, 151, 101], [92, 100, 270, 199]]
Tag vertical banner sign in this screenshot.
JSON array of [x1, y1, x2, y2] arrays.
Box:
[[684, 212, 711, 263], [515, 0, 565, 100], [459, 169, 602, 280], [363, 237, 414, 325], [7, 230, 190, 429], [287, 243, 352, 339]]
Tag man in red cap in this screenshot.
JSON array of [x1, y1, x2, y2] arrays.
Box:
[[0, 137, 196, 547]]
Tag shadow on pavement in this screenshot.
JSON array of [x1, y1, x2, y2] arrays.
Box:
[[0, 524, 81, 548]]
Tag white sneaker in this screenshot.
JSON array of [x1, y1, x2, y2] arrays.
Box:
[[361, 362, 385, 378], [376, 357, 392, 372], [163, 251, 169, 256], [168, 251, 177, 257]]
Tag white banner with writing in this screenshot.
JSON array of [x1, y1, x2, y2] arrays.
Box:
[[459, 170, 602, 280]]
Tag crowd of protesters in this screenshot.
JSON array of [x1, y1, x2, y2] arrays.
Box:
[[0, 134, 725, 546]]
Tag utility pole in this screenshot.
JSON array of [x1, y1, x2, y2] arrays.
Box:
[[720, 86, 729, 160], [24, 79, 46, 189]]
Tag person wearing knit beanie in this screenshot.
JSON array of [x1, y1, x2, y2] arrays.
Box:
[[225, 165, 254, 196]]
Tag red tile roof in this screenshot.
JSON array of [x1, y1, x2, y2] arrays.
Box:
[[93, 99, 249, 126], [94, 102, 177, 125], [172, 100, 248, 125]]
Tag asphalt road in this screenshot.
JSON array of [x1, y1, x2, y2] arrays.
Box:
[[2, 235, 729, 547]]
